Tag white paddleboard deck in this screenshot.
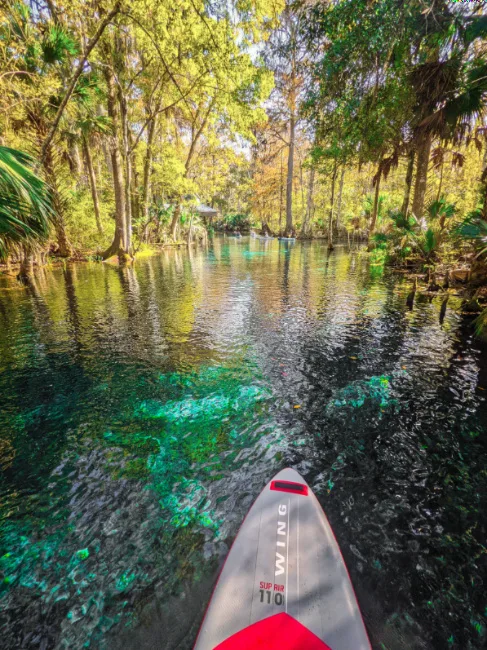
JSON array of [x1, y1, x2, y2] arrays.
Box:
[[194, 468, 371, 650]]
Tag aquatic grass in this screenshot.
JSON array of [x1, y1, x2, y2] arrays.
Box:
[[134, 364, 274, 533], [327, 374, 398, 413], [0, 355, 278, 649]]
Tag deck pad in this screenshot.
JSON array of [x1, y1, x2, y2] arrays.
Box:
[[194, 468, 371, 650]]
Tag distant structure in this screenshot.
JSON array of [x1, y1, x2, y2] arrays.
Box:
[[163, 199, 219, 226], [195, 203, 219, 225]]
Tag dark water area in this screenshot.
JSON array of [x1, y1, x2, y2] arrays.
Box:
[[0, 238, 486, 650]]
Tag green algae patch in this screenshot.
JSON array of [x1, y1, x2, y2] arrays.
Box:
[[115, 571, 137, 592], [132, 364, 275, 534], [328, 374, 398, 413], [0, 355, 275, 646], [243, 250, 268, 257], [76, 549, 90, 561], [138, 384, 269, 423]]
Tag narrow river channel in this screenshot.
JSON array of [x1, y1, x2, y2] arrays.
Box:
[[1, 239, 486, 649]]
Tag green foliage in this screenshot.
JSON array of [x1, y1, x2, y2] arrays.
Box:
[[41, 26, 78, 65], [389, 210, 418, 233], [221, 213, 250, 231], [427, 198, 456, 224], [419, 228, 439, 260], [475, 308, 487, 336], [372, 232, 388, 248], [362, 194, 386, 222], [456, 212, 487, 259], [0, 147, 52, 257], [66, 188, 112, 251], [374, 204, 445, 265]]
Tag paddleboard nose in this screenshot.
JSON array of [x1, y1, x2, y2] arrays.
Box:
[[270, 467, 309, 485], [194, 465, 371, 650]]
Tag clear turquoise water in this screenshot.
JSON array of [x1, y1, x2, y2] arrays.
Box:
[[0, 238, 486, 649]]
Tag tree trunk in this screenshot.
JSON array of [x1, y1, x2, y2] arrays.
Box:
[[187, 211, 194, 245], [41, 2, 121, 160], [401, 149, 415, 215], [43, 146, 73, 257], [131, 144, 139, 225], [102, 140, 112, 175], [285, 113, 295, 236], [279, 148, 284, 234], [83, 136, 103, 235], [370, 165, 382, 234], [102, 65, 127, 260], [480, 146, 487, 219], [71, 143, 82, 179], [411, 134, 432, 218], [328, 161, 338, 250], [120, 93, 132, 254], [170, 203, 182, 241], [53, 214, 72, 258], [18, 246, 34, 279], [141, 113, 157, 242], [125, 154, 133, 254], [168, 100, 214, 240], [301, 166, 315, 237], [436, 156, 444, 203], [335, 167, 345, 232]]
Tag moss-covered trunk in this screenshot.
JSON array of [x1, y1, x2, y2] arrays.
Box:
[[102, 64, 127, 260], [401, 150, 415, 216], [82, 136, 103, 236], [411, 134, 432, 218]]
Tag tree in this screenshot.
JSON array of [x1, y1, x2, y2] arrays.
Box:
[[304, 0, 487, 228], [264, 1, 308, 236]]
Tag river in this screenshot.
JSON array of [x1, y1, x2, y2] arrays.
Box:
[[0, 238, 486, 649]]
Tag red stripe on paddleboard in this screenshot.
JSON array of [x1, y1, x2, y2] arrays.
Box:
[[270, 480, 308, 496], [213, 612, 332, 650]]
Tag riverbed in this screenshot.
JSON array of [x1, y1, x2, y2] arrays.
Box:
[[0, 238, 486, 649]]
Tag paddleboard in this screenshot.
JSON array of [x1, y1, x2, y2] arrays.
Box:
[[194, 468, 371, 650]]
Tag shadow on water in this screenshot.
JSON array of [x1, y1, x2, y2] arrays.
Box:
[[0, 240, 486, 649]]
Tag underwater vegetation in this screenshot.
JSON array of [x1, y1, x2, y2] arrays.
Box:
[[328, 374, 398, 413], [0, 361, 278, 649]]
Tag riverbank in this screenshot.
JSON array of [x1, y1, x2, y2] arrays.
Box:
[[0, 243, 188, 275]]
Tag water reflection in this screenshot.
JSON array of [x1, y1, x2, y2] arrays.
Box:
[[0, 239, 486, 650]]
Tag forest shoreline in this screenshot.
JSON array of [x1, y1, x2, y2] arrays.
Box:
[[2, 237, 485, 315], [1, 1, 487, 325]]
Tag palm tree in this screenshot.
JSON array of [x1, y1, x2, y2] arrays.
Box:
[[3, 7, 78, 256], [0, 146, 53, 263], [410, 12, 487, 217]]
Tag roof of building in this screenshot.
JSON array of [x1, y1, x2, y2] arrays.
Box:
[[196, 203, 218, 215]]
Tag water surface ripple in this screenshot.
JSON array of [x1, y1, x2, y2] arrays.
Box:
[[0, 239, 486, 649]]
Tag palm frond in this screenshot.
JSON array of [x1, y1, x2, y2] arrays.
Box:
[[389, 209, 417, 232], [455, 211, 487, 258], [465, 15, 487, 46], [427, 198, 456, 220], [0, 146, 53, 257], [41, 25, 78, 65], [423, 227, 438, 254]]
